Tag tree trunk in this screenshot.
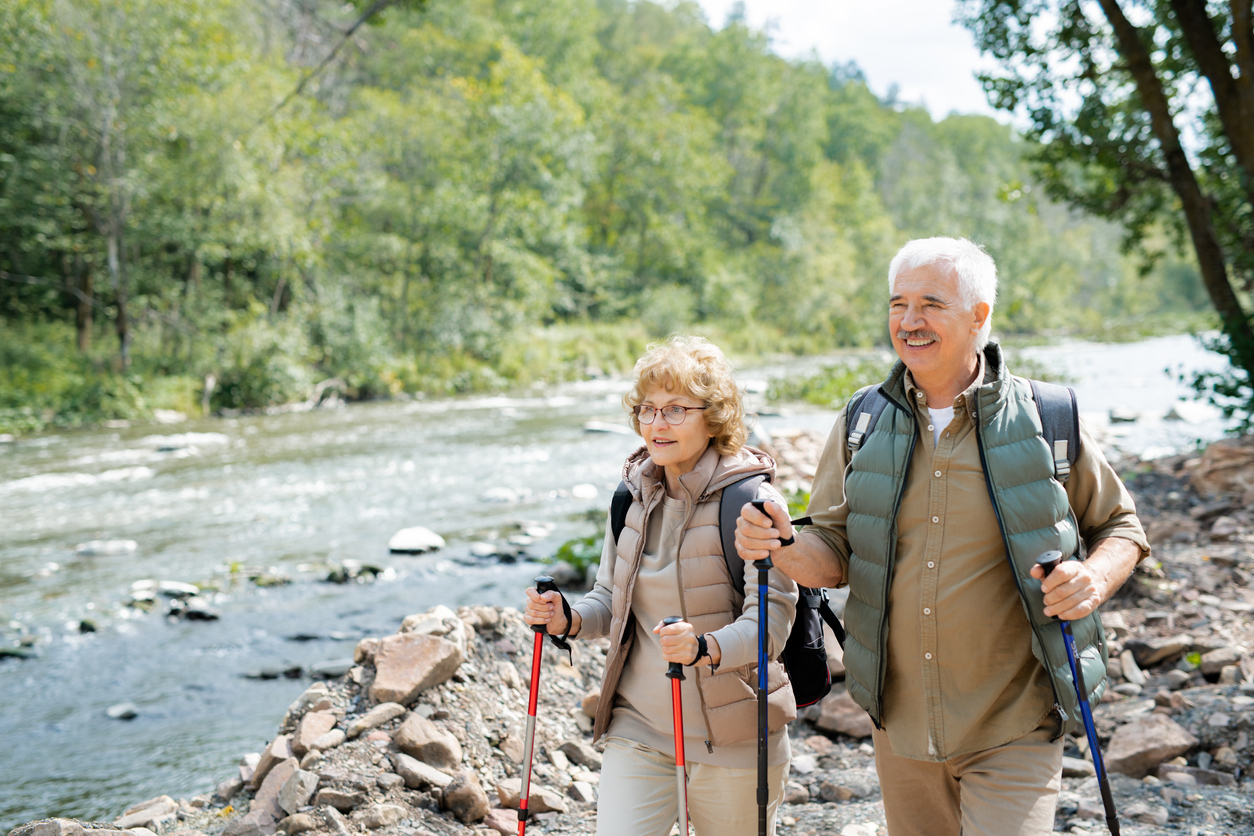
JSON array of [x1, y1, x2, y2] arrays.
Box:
[[76, 264, 94, 353], [107, 226, 131, 369], [1097, 0, 1254, 378]]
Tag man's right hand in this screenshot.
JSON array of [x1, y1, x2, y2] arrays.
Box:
[[735, 499, 794, 562], [523, 587, 575, 635]]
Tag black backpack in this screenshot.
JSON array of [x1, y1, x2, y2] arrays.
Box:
[[609, 476, 844, 708]]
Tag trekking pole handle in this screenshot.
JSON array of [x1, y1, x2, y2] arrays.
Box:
[[663, 616, 686, 680], [533, 576, 558, 634], [749, 500, 777, 568], [1036, 550, 1063, 579]]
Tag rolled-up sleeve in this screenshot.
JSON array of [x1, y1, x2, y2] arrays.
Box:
[[571, 518, 616, 640], [709, 482, 799, 669], [1067, 420, 1151, 559], [802, 410, 854, 585]]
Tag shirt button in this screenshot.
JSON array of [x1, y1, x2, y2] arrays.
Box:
[[915, 391, 923, 398], [923, 608, 931, 615], [925, 652, 933, 660], [927, 424, 934, 431], [927, 561, 935, 569], [934, 470, 942, 478], [932, 516, 939, 523]]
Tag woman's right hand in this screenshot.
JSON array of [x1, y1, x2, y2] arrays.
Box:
[[523, 587, 571, 635]]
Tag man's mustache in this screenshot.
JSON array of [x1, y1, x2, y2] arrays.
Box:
[[897, 329, 939, 341]]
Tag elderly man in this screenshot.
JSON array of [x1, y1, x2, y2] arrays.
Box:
[[738, 237, 1148, 835]]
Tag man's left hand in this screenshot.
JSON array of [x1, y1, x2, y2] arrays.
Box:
[[1029, 537, 1142, 621]]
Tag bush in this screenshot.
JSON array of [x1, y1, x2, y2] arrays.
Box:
[[767, 358, 891, 408]]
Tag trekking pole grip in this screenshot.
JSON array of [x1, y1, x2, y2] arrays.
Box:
[[663, 616, 686, 680], [533, 576, 558, 634]]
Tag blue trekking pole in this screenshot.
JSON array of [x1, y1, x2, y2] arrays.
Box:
[[1037, 551, 1120, 836], [750, 500, 789, 836]]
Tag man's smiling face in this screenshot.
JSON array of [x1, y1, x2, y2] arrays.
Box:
[[889, 262, 989, 389]]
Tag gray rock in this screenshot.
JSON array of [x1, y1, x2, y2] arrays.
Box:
[[1105, 714, 1198, 778], [483, 809, 518, 836], [106, 702, 138, 720], [251, 757, 299, 832], [388, 526, 445, 554], [391, 752, 455, 789], [370, 633, 463, 705], [356, 804, 406, 829], [1061, 756, 1096, 778], [1200, 647, 1243, 676], [276, 814, 317, 835], [1155, 764, 1237, 786], [494, 778, 569, 813], [216, 777, 244, 803], [814, 690, 875, 738], [395, 713, 463, 769], [291, 711, 337, 757], [790, 754, 818, 775], [249, 735, 294, 790], [784, 781, 810, 804], [818, 780, 872, 802], [443, 771, 491, 823], [310, 659, 354, 679], [1163, 669, 1192, 690], [1124, 802, 1169, 826], [347, 702, 406, 738], [310, 729, 345, 752], [558, 739, 602, 770], [376, 773, 405, 792], [10, 819, 87, 836], [221, 816, 265, 836], [1112, 683, 1142, 696], [320, 807, 351, 836], [278, 769, 319, 816], [1119, 650, 1146, 686], [314, 788, 367, 813], [568, 781, 596, 804], [1125, 635, 1192, 668], [547, 561, 582, 588], [115, 795, 178, 829]]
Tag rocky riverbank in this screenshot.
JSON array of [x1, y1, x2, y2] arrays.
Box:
[[8, 433, 1254, 836]]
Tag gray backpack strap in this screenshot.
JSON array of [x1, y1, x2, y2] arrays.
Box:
[[846, 384, 889, 453], [717, 474, 769, 598], [1029, 379, 1080, 484]]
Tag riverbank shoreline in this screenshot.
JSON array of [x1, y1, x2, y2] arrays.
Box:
[[7, 430, 1254, 836]]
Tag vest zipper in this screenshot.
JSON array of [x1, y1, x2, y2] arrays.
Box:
[[971, 396, 1068, 724], [675, 483, 722, 751], [873, 406, 915, 728]]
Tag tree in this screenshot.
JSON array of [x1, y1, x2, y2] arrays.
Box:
[[958, 0, 1254, 422]]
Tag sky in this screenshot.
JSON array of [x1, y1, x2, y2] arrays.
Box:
[[693, 0, 1005, 122]]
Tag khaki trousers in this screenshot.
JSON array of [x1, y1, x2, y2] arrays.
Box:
[[872, 725, 1063, 836], [595, 736, 788, 836]]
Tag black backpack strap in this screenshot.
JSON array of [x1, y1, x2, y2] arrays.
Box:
[[846, 384, 889, 453], [815, 588, 845, 649], [610, 480, 631, 544], [717, 474, 771, 598], [1029, 379, 1080, 484]]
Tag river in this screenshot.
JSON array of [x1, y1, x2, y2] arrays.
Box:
[[0, 333, 1239, 831]]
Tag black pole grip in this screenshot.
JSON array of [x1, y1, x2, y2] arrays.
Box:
[[751, 499, 781, 564], [533, 575, 557, 634], [1036, 550, 1063, 578], [663, 616, 686, 680]]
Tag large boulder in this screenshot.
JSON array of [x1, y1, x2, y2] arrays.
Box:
[[394, 713, 463, 769], [369, 634, 463, 705], [814, 690, 874, 739], [1124, 635, 1192, 669], [250, 757, 299, 834], [1106, 714, 1198, 778], [249, 735, 294, 791], [278, 770, 320, 816]]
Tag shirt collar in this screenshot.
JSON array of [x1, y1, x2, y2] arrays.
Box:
[[903, 350, 991, 412]]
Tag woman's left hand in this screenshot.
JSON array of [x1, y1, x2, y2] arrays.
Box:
[[654, 618, 699, 665]]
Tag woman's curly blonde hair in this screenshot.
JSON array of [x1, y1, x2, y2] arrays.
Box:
[[622, 335, 748, 456]]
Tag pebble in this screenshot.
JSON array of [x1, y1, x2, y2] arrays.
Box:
[[75, 540, 137, 556], [105, 702, 138, 720], [387, 527, 445, 554]]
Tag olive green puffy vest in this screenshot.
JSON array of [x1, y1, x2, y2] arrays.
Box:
[[841, 344, 1107, 736]]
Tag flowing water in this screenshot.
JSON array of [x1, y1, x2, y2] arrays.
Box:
[[0, 334, 1238, 831]]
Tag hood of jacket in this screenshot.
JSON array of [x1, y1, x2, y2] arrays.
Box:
[[620, 441, 777, 505]]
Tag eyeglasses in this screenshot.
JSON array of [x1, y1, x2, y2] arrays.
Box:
[[633, 404, 708, 425]]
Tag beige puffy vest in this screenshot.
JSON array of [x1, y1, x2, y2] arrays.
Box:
[[592, 444, 797, 748]]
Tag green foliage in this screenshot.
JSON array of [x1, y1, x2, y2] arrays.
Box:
[[0, 0, 1227, 434], [550, 534, 603, 575], [767, 358, 892, 408], [785, 489, 810, 520]]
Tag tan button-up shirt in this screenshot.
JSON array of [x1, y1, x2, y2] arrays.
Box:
[[807, 359, 1149, 761]]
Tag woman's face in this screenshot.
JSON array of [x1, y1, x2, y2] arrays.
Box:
[[638, 386, 713, 476]]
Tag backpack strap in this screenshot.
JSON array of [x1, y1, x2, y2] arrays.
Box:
[[610, 480, 632, 544], [846, 384, 890, 453], [814, 588, 845, 649], [1028, 379, 1080, 484], [717, 474, 769, 598]]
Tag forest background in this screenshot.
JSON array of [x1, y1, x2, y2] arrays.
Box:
[[0, 0, 1215, 435]]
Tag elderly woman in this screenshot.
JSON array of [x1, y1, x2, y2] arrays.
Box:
[[524, 335, 797, 836]]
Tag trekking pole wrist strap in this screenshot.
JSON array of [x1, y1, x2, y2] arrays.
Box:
[[548, 590, 575, 665], [687, 633, 710, 667]]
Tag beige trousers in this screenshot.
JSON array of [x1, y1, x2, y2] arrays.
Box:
[[595, 736, 788, 836], [872, 724, 1063, 836]]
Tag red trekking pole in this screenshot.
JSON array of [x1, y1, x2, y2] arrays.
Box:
[[518, 576, 559, 836], [662, 616, 691, 836]]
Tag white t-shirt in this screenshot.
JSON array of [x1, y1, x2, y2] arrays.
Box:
[[927, 405, 954, 448]]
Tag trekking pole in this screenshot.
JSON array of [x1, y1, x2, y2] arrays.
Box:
[[1037, 551, 1120, 836], [662, 616, 690, 836], [750, 500, 773, 836], [518, 575, 559, 836]]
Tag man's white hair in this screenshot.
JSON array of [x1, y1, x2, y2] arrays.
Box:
[[887, 237, 998, 350]]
